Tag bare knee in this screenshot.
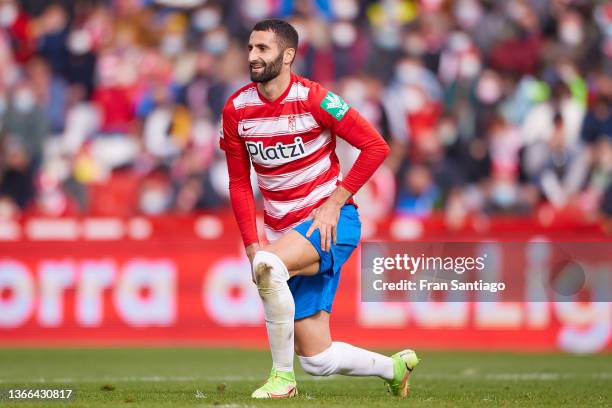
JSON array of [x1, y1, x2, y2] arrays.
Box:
[[295, 314, 336, 377], [258, 245, 318, 278], [260, 231, 320, 274], [294, 311, 332, 356]]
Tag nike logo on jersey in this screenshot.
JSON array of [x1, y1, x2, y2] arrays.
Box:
[[241, 123, 256, 133], [246, 137, 306, 162]]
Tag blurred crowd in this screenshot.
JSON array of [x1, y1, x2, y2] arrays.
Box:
[[0, 0, 611, 224]]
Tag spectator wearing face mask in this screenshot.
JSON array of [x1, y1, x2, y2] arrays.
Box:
[[395, 164, 440, 217], [36, 3, 70, 76], [534, 112, 590, 209], [27, 57, 68, 134], [0, 0, 37, 63], [579, 135, 612, 215], [1, 82, 48, 167], [383, 57, 443, 166], [581, 93, 612, 145], [522, 82, 585, 170], [489, 4, 542, 76], [65, 26, 97, 98]]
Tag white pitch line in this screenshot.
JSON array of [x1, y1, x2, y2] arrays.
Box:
[[0, 375, 243, 384], [0, 372, 610, 384], [416, 372, 612, 381], [0, 375, 335, 384], [485, 373, 562, 381]]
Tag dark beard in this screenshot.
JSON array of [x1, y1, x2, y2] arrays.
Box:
[[249, 52, 284, 83]]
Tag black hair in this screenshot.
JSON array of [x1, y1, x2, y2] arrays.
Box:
[[252, 19, 299, 52]]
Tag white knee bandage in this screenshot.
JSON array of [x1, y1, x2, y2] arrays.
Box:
[[252, 250, 289, 287], [252, 250, 294, 372], [298, 344, 338, 377]]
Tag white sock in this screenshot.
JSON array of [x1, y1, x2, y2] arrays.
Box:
[[298, 341, 394, 380], [253, 251, 294, 372]]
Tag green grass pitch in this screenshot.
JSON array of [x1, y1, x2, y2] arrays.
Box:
[[0, 348, 610, 407]]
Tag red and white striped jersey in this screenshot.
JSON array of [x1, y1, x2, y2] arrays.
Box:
[[221, 73, 389, 245]]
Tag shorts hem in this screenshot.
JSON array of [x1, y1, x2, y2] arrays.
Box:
[[294, 306, 332, 321]]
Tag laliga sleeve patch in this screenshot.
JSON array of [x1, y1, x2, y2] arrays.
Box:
[[320, 91, 350, 121]]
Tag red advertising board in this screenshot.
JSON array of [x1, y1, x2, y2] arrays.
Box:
[[0, 213, 610, 353]]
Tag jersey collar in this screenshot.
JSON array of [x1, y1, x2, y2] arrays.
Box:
[[255, 72, 295, 105]]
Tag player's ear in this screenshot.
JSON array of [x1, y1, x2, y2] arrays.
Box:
[[283, 47, 296, 65]]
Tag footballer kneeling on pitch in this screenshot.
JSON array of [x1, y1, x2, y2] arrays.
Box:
[[220, 19, 419, 399]]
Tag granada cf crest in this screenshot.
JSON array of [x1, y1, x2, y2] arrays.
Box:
[[288, 114, 296, 133]]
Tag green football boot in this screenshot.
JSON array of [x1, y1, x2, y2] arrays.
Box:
[[251, 368, 298, 399], [385, 349, 420, 398]]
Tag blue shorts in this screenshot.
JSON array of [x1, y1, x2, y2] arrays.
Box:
[[289, 204, 361, 320]]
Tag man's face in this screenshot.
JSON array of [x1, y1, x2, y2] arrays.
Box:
[[248, 30, 285, 83]]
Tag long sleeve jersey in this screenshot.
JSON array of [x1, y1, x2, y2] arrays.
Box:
[[220, 73, 390, 246]]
